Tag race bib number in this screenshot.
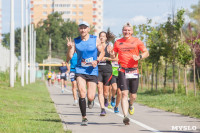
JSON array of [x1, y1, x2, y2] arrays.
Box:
[[70, 72, 75, 79], [98, 61, 106, 65], [112, 61, 119, 67], [125, 70, 138, 79], [81, 57, 93, 67], [61, 73, 65, 77]]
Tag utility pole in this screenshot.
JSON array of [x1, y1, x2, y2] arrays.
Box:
[[10, 0, 15, 87], [29, 13, 32, 83], [49, 38, 51, 71], [33, 31, 36, 82], [21, 0, 25, 86], [25, 0, 29, 84]]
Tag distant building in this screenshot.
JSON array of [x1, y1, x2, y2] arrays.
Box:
[[31, 0, 103, 35]]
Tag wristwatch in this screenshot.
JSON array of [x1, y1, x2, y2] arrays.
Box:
[[139, 55, 142, 59]]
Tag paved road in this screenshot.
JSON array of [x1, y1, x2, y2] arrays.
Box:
[[47, 83, 200, 133]]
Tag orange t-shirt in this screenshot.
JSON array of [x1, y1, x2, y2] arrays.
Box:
[[113, 36, 146, 68]]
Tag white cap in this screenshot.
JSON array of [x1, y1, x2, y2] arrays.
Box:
[[79, 21, 89, 27]]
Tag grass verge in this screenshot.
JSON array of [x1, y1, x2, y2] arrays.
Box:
[[0, 80, 71, 133], [137, 88, 200, 119]]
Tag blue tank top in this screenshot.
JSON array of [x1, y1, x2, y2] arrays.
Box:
[[70, 52, 77, 72], [74, 35, 98, 76]]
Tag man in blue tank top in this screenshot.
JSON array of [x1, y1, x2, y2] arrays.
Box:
[[66, 21, 105, 126]]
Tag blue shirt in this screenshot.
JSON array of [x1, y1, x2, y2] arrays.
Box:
[[74, 35, 98, 76], [59, 66, 68, 73]]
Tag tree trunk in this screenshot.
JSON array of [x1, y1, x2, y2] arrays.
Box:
[[193, 59, 196, 97], [172, 59, 176, 93], [147, 64, 149, 90], [151, 63, 154, 91], [184, 67, 188, 95], [164, 60, 168, 92], [178, 64, 180, 85], [140, 61, 143, 91], [156, 62, 158, 91]]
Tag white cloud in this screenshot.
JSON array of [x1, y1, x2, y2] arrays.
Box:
[[130, 16, 148, 25]]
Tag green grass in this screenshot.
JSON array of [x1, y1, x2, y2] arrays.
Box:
[[137, 88, 200, 118], [0, 80, 71, 133]]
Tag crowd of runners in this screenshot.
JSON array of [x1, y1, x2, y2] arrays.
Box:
[[47, 21, 149, 126]]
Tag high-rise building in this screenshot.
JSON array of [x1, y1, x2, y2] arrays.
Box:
[[31, 0, 103, 35], [0, 0, 2, 45]]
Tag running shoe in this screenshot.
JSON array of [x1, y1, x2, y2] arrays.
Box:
[[81, 118, 88, 126], [61, 89, 64, 93], [128, 101, 134, 115], [108, 103, 112, 109], [111, 97, 116, 107], [88, 100, 94, 109], [104, 99, 108, 107], [73, 100, 78, 106], [100, 108, 106, 116], [123, 117, 130, 125], [114, 107, 119, 113]]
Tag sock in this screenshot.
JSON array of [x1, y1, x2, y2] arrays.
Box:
[[79, 98, 86, 117]]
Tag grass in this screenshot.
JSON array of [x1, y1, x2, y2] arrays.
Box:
[[0, 78, 71, 133], [136, 87, 200, 118]]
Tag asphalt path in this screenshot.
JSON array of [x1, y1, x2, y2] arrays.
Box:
[[47, 83, 200, 133]]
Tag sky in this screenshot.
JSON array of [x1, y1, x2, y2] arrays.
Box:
[[2, 0, 199, 36]]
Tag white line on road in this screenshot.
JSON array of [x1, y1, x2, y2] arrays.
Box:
[[55, 85, 163, 133]]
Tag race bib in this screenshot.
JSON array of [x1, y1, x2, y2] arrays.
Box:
[[70, 72, 75, 79], [112, 61, 119, 67], [61, 73, 65, 77], [81, 57, 93, 67], [125, 70, 138, 79], [98, 61, 106, 65]]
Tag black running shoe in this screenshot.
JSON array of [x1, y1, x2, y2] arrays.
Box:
[[88, 100, 94, 109], [123, 117, 130, 125]]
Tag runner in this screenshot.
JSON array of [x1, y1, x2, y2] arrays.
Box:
[[111, 22, 149, 125], [66, 21, 105, 126], [67, 52, 78, 106], [110, 59, 122, 113], [59, 62, 70, 93], [97, 31, 115, 116], [47, 70, 52, 86], [56, 72, 61, 84], [51, 71, 56, 86]]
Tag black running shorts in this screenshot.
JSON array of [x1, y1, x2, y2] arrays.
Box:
[[76, 73, 98, 83], [118, 71, 139, 94], [98, 72, 112, 86]]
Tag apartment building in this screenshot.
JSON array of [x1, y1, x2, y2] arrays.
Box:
[[31, 0, 103, 35]]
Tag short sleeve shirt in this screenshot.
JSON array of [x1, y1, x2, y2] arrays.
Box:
[[113, 36, 146, 68]]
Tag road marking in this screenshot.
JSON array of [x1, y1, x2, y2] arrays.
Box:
[[55, 85, 162, 133]]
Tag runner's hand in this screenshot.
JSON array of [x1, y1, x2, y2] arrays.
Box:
[[66, 37, 74, 48], [92, 60, 98, 68], [133, 55, 140, 61]]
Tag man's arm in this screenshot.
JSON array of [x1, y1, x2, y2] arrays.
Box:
[[66, 37, 75, 63], [133, 48, 149, 61], [66, 62, 70, 73]]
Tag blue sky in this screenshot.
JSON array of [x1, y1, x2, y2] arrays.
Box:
[[2, 0, 199, 36]]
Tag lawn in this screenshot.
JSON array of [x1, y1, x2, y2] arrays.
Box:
[[0, 79, 70, 133], [137, 87, 200, 118]]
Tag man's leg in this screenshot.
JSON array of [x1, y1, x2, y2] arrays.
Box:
[[87, 81, 96, 102], [61, 79, 64, 93], [114, 88, 121, 113], [72, 80, 78, 105], [121, 90, 129, 117], [76, 76, 88, 126]]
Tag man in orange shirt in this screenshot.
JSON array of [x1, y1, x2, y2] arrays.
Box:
[[111, 22, 149, 125]]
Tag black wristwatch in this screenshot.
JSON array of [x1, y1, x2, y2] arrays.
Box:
[[139, 55, 142, 59]]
